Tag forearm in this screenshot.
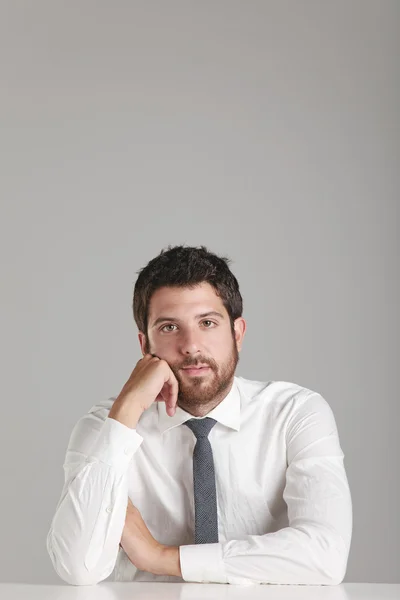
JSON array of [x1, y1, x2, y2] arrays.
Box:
[[158, 546, 182, 578], [108, 397, 144, 430], [179, 522, 351, 585], [180, 439, 352, 585], [47, 417, 143, 585], [47, 462, 126, 585], [121, 541, 182, 578]]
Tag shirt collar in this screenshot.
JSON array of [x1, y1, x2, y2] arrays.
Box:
[[157, 376, 241, 434]]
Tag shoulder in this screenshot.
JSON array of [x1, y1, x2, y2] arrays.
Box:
[[235, 375, 318, 406], [235, 375, 333, 420]]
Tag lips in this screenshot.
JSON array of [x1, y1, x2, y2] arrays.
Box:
[[181, 365, 211, 375]]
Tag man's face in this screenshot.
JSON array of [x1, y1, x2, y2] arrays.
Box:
[[138, 282, 246, 411]]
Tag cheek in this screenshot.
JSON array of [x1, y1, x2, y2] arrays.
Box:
[[152, 336, 177, 354], [212, 333, 234, 356]]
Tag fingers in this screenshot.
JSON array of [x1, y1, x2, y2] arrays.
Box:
[[141, 353, 158, 361], [166, 372, 179, 416], [158, 357, 178, 416], [141, 353, 178, 417]]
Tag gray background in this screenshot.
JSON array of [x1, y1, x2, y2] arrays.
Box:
[[0, 0, 398, 585]]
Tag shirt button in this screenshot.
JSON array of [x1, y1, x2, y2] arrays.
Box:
[[106, 506, 113, 513], [124, 447, 131, 455]]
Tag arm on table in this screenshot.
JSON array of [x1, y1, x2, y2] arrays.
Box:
[[179, 391, 353, 585], [46, 401, 143, 586]]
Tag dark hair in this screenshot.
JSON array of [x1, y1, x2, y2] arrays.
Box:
[[132, 244, 243, 336]]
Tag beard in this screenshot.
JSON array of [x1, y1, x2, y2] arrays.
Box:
[[145, 334, 239, 411]]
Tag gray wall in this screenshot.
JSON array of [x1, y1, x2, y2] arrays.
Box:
[[0, 0, 398, 585]]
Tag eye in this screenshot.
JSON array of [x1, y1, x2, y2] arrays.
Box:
[[160, 324, 177, 332], [202, 320, 216, 328]]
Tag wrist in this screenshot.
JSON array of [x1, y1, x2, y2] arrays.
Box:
[[157, 545, 182, 578], [108, 398, 144, 429]]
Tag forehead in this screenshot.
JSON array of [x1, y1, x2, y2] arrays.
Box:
[[148, 282, 226, 320]]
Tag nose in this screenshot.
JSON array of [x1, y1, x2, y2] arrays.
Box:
[[178, 328, 202, 356]]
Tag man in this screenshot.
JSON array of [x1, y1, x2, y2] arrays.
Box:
[[46, 245, 353, 586]]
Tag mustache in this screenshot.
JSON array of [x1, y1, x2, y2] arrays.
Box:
[[179, 362, 212, 369], [149, 353, 214, 370]]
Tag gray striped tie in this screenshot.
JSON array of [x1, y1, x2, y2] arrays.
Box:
[[184, 417, 219, 544]]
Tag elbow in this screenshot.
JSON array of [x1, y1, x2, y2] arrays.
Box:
[[295, 526, 350, 585], [46, 529, 113, 586], [326, 559, 347, 586], [50, 561, 110, 587], [323, 567, 346, 586], [297, 521, 351, 585], [320, 545, 349, 586], [54, 569, 104, 587]]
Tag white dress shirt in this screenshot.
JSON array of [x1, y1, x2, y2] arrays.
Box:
[[46, 376, 353, 586]]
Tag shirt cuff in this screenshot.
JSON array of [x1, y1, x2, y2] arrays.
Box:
[[179, 543, 227, 583], [87, 416, 143, 468]]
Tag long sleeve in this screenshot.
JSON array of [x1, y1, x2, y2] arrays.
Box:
[[46, 401, 143, 585], [179, 391, 353, 585]]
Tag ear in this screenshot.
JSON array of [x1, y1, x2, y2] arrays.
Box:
[[138, 331, 147, 356], [234, 317, 246, 352]]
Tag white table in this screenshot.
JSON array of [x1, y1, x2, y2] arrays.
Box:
[[0, 583, 398, 600]]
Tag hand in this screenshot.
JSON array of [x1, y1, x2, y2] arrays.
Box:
[[109, 354, 179, 429], [120, 498, 181, 577], [110, 355, 179, 429]]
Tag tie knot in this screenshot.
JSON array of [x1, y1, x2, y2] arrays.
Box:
[[184, 417, 217, 438]]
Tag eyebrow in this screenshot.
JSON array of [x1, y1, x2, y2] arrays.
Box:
[[151, 311, 225, 329]]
